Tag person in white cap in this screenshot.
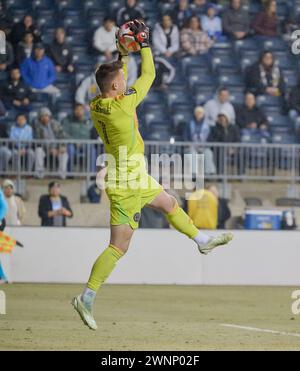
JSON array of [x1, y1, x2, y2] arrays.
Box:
[[2, 179, 26, 226]]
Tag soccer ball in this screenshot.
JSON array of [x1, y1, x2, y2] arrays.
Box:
[[117, 21, 141, 53]]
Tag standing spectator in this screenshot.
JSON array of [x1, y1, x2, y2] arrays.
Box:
[[201, 3, 223, 40], [3, 67, 32, 113], [153, 55, 175, 90], [172, 0, 193, 29], [288, 77, 300, 124], [222, 0, 250, 40], [38, 182, 73, 227], [190, 0, 207, 15], [33, 108, 68, 179], [245, 51, 286, 98], [75, 68, 100, 110], [9, 113, 35, 171], [2, 179, 26, 226], [20, 43, 60, 100], [204, 87, 236, 127], [252, 0, 278, 37], [47, 28, 74, 73], [9, 14, 40, 45], [0, 32, 14, 72], [236, 92, 268, 129], [15, 31, 34, 65], [153, 14, 180, 58], [93, 18, 117, 62], [62, 104, 96, 172], [181, 15, 213, 56], [116, 0, 145, 26]]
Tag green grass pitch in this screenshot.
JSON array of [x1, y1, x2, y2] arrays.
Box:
[[0, 284, 300, 351]]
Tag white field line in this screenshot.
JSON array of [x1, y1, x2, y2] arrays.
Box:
[[221, 324, 300, 339]]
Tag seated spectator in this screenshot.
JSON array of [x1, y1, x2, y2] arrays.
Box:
[[153, 14, 180, 58], [181, 15, 213, 56], [62, 104, 96, 172], [252, 0, 278, 37], [20, 43, 60, 100], [288, 77, 300, 123], [0, 32, 14, 72], [236, 92, 268, 129], [151, 56, 175, 90], [190, 0, 207, 15], [208, 111, 240, 143], [184, 106, 216, 175], [2, 179, 26, 226], [93, 18, 117, 62], [245, 51, 286, 98], [3, 66, 32, 113], [172, 0, 193, 29], [15, 31, 34, 65], [201, 3, 223, 41], [204, 87, 236, 127], [38, 181, 73, 227], [222, 0, 250, 40], [9, 113, 35, 171], [47, 28, 74, 73], [75, 67, 100, 110], [9, 14, 40, 45], [116, 0, 145, 26], [188, 185, 218, 229], [33, 107, 68, 179]]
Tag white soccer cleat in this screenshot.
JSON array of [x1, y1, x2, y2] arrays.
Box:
[[197, 232, 234, 255], [72, 295, 98, 331]]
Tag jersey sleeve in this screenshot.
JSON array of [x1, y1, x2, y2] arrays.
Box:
[[119, 47, 156, 115]]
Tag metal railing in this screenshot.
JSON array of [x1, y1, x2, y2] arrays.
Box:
[[1, 139, 300, 191]]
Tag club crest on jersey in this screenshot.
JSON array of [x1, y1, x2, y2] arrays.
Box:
[[124, 88, 136, 96]]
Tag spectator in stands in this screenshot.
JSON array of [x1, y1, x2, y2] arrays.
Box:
[[222, 0, 250, 40], [209, 111, 240, 143], [2, 179, 26, 226], [75, 67, 100, 111], [0, 99, 6, 117], [172, 0, 193, 29], [288, 77, 300, 124], [181, 15, 213, 56], [10, 14, 40, 45], [33, 107, 68, 179], [116, 0, 145, 26], [93, 18, 117, 62], [62, 103, 96, 172], [201, 3, 223, 41], [38, 181, 73, 227], [152, 56, 175, 90], [252, 0, 278, 37], [0, 1, 12, 34], [0, 31, 14, 72], [184, 106, 216, 175], [245, 51, 286, 98], [236, 92, 268, 129], [3, 67, 32, 113], [0, 121, 10, 172], [188, 185, 218, 229], [47, 28, 74, 73], [20, 43, 60, 100], [15, 31, 34, 65], [204, 87, 236, 127], [153, 14, 180, 58], [9, 113, 35, 172], [190, 0, 207, 15]]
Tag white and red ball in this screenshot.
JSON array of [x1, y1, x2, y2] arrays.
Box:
[[117, 22, 141, 53]]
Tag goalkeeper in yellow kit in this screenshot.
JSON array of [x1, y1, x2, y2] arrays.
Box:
[[72, 20, 233, 330]]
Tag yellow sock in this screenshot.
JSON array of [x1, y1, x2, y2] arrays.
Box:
[[87, 244, 124, 292], [165, 202, 199, 239]]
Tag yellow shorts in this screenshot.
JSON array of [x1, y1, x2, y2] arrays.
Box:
[[105, 174, 163, 229]]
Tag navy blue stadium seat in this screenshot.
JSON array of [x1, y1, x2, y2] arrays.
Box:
[[257, 95, 283, 108], [181, 56, 210, 73], [235, 38, 259, 53], [212, 55, 237, 70], [6, 0, 31, 10], [144, 91, 166, 105], [218, 74, 244, 87], [267, 114, 292, 128], [32, 0, 53, 10], [167, 90, 191, 108], [188, 73, 215, 89]]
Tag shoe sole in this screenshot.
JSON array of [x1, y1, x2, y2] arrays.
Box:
[[71, 297, 97, 331]]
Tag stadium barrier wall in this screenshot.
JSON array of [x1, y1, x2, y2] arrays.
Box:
[[3, 227, 300, 286]]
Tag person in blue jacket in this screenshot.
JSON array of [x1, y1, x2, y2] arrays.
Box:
[[20, 43, 60, 100], [0, 189, 8, 283]]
